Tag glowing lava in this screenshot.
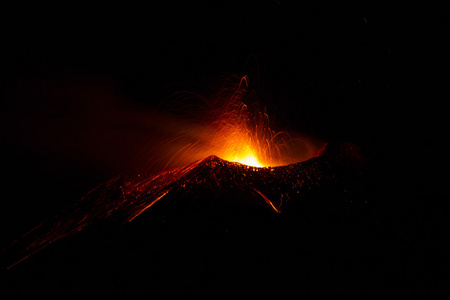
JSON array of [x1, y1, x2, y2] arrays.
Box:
[[229, 146, 262, 167], [204, 75, 309, 168], [137, 75, 321, 172]]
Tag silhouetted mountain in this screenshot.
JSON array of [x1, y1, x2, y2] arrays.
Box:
[[1, 143, 431, 298]]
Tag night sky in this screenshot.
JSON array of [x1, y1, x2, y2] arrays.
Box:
[[0, 2, 444, 297]]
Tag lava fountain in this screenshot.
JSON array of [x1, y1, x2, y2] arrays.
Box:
[[144, 75, 321, 171], [209, 76, 276, 167]]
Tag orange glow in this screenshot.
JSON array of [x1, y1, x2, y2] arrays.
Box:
[[207, 75, 300, 167], [140, 75, 323, 171], [229, 146, 262, 167]]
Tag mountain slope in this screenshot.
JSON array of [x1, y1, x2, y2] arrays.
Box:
[[3, 143, 411, 299], [2, 143, 365, 269]]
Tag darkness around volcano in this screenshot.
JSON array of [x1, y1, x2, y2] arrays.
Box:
[[2, 2, 394, 216], [1, 2, 444, 298]]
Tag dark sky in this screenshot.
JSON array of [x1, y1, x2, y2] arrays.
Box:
[[1, 2, 397, 241], [2, 5, 447, 298]]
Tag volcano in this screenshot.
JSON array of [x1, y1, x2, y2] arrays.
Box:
[[2, 143, 413, 298]]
